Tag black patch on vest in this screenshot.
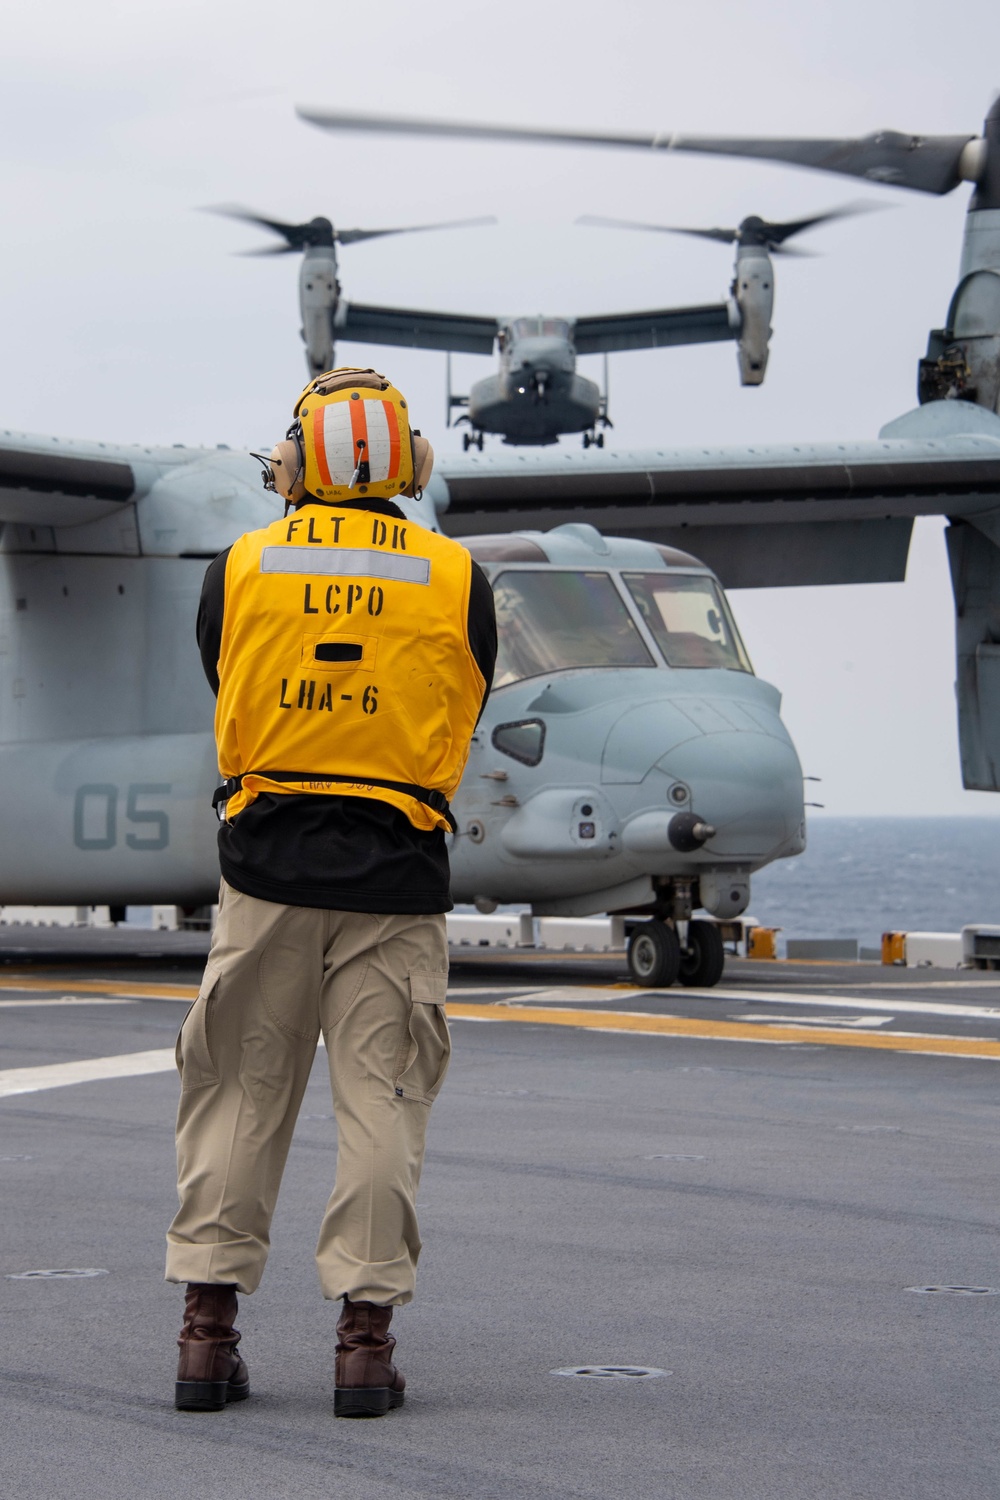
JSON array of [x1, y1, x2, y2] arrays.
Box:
[[314, 642, 364, 663]]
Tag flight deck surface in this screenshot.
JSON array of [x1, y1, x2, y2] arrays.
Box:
[[1, 930, 997, 1499]]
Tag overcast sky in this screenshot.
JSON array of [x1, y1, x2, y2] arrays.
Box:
[[2, 0, 999, 815]]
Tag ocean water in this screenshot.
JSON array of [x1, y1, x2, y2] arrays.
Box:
[[750, 817, 1000, 951]]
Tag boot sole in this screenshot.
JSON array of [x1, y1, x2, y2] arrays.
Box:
[[334, 1386, 405, 1418], [175, 1377, 250, 1412]]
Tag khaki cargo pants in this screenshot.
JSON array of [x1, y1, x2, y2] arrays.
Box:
[[165, 880, 451, 1305]]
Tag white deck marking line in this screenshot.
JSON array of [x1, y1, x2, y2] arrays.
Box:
[[814, 979, 1000, 991], [494, 988, 628, 1007], [0, 1048, 176, 1098], [735, 1013, 895, 1029], [665, 987, 1000, 1022]]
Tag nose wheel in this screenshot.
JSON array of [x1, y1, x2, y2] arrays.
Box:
[[677, 919, 726, 988], [626, 917, 726, 988], [626, 919, 680, 987]]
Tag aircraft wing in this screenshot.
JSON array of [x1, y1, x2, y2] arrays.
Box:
[[0, 431, 279, 556], [573, 303, 735, 354], [335, 301, 498, 355], [0, 437, 138, 526], [434, 407, 1000, 589], [433, 403, 1000, 790]]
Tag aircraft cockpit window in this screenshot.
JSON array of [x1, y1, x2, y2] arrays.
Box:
[[508, 317, 570, 340], [622, 573, 753, 673], [492, 570, 654, 686]]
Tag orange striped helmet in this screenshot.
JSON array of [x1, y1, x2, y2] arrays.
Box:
[[264, 367, 432, 506]]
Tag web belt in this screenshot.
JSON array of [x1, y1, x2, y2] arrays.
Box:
[[212, 772, 457, 833]]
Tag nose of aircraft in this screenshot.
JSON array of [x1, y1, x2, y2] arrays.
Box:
[[602, 695, 804, 860], [514, 336, 575, 377], [657, 730, 803, 857]]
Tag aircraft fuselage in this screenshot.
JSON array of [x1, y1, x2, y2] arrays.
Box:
[[0, 444, 804, 924]]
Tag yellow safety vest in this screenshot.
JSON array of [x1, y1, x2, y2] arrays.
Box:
[[215, 504, 486, 831]]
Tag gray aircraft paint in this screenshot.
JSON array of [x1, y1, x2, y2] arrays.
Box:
[[0, 438, 807, 915], [4, 381, 1000, 912]]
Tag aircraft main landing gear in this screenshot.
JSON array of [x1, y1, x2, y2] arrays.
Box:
[[463, 430, 484, 451], [626, 919, 680, 987], [582, 430, 605, 449]]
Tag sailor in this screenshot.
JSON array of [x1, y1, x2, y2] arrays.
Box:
[[165, 367, 496, 1418]]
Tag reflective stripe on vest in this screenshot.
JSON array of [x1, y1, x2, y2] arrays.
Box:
[[215, 506, 485, 831]]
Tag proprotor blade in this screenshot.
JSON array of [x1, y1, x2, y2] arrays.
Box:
[[659, 132, 976, 195], [297, 106, 661, 151], [336, 216, 497, 245], [578, 202, 877, 252], [578, 214, 735, 243], [297, 107, 977, 196], [203, 206, 335, 250]]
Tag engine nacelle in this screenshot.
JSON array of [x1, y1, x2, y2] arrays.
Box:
[[299, 245, 340, 376], [731, 244, 774, 386]]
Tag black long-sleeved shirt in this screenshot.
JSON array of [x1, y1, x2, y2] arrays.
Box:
[[198, 498, 496, 912]]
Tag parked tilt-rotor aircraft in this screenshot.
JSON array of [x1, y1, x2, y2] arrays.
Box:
[[3, 101, 1000, 988]]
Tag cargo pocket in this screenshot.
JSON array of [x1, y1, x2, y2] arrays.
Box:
[[394, 971, 451, 1105], [175, 960, 222, 1090]]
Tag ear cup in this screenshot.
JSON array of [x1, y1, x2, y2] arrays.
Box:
[[413, 435, 434, 492], [402, 433, 434, 497], [269, 436, 305, 501]]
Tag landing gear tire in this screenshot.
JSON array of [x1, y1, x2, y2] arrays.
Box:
[[627, 919, 681, 988], [582, 431, 605, 450], [463, 431, 484, 452], [678, 919, 725, 989]]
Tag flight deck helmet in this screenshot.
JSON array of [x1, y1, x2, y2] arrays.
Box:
[[258, 367, 434, 506]]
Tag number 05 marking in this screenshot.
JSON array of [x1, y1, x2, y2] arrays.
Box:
[[73, 783, 171, 851]]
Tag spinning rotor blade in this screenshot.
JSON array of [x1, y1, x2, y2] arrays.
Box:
[[205, 204, 495, 252], [237, 244, 301, 257], [204, 205, 335, 251], [298, 107, 985, 196], [578, 202, 876, 253], [579, 215, 735, 244], [336, 216, 496, 244]]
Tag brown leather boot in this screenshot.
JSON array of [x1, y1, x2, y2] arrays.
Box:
[[334, 1298, 405, 1417], [175, 1283, 250, 1412]]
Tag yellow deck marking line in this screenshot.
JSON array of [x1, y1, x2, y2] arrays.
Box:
[[0, 975, 197, 1000], [0, 1049, 176, 1098], [445, 1002, 1000, 1060], [2, 1001, 994, 1099], [1, 969, 999, 1028]]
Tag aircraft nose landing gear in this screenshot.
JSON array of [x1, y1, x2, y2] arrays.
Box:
[[626, 917, 725, 988], [677, 919, 725, 988], [626, 919, 680, 987]]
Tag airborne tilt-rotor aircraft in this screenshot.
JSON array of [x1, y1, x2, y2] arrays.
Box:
[[2, 102, 1000, 989], [215, 195, 859, 448]]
